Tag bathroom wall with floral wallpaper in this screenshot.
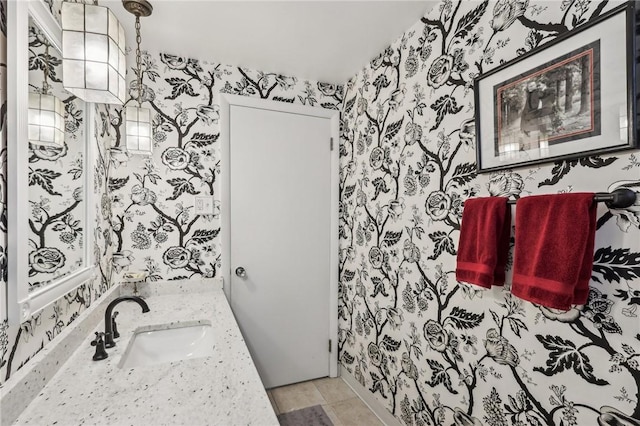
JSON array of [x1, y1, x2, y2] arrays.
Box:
[[104, 51, 342, 282], [0, 0, 343, 384], [0, 0, 116, 384], [337, 1, 640, 425]]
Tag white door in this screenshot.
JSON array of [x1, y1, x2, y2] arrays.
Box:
[[225, 98, 336, 389]]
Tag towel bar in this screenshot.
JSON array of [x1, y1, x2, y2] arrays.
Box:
[[505, 188, 637, 209]]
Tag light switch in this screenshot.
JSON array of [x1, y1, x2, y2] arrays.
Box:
[[195, 196, 215, 215]]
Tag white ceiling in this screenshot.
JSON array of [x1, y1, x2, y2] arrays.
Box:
[[103, 1, 435, 84]]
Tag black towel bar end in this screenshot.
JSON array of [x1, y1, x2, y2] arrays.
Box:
[[602, 188, 637, 209]]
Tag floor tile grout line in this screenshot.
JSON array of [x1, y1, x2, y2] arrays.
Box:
[[311, 380, 329, 408], [267, 390, 281, 415]]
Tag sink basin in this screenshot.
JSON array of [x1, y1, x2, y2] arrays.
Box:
[[119, 321, 215, 368]]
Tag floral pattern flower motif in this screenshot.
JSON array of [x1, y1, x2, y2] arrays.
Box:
[[583, 288, 622, 334], [276, 75, 297, 90], [29, 142, 68, 161], [486, 170, 524, 198], [425, 191, 451, 221], [426, 55, 453, 89], [131, 223, 152, 250], [370, 147, 385, 170], [369, 246, 384, 269], [404, 122, 423, 146], [388, 199, 404, 220], [318, 82, 337, 96], [539, 306, 581, 323], [111, 251, 134, 273], [424, 319, 448, 352], [130, 185, 157, 206], [484, 328, 519, 367], [160, 53, 188, 70], [401, 352, 418, 380], [404, 47, 419, 78], [597, 406, 640, 426], [163, 246, 191, 269], [196, 105, 220, 126], [29, 247, 65, 274], [403, 239, 420, 263], [453, 408, 483, 426], [491, 0, 529, 32], [357, 97, 368, 116], [386, 307, 404, 329], [458, 118, 475, 150], [129, 80, 156, 103], [368, 342, 383, 367], [161, 147, 191, 170], [388, 84, 406, 110], [109, 147, 130, 169]]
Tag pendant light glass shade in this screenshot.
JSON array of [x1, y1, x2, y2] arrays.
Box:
[[28, 92, 65, 147], [61, 2, 126, 105], [125, 106, 152, 154]]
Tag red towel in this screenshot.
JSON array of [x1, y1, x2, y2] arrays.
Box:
[[456, 197, 511, 288], [511, 193, 596, 310]]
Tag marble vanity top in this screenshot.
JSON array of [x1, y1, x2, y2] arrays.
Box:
[[13, 283, 278, 426]]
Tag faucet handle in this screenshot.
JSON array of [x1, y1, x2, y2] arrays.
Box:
[[91, 332, 109, 361], [112, 311, 120, 339]]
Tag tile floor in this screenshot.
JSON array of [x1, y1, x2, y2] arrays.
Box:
[[267, 377, 383, 426]]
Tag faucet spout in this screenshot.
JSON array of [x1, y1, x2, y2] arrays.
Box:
[[104, 296, 150, 348]]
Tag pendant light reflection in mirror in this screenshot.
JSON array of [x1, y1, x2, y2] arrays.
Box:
[[29, 39, 65, 147]]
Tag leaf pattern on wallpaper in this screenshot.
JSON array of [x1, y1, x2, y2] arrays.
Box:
[[592, 247, 640, 284], [538, 155, 618, 187], [534, 334, 609, 385], [338, 0, 640, 425], [29, 168, 62, 196]]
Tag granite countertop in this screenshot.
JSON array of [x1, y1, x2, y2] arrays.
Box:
[[14, 284, 279, 426]]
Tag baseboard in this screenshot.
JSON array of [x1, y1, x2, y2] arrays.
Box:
[[340, 367, 402, 426]]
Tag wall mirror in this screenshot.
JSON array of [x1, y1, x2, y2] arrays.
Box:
[[7, 0, 95, 324]]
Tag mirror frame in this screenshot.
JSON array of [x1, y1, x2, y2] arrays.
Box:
[[7, 0, 95, 324]]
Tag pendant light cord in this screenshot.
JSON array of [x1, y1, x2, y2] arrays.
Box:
[[135, 15, 142, 107], [42, 42, 50, 95]]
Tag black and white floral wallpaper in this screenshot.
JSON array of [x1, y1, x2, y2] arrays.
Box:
[[28, 23, 86, 290], [0, 0, 9, 385], [0, 0, 116, 383], [0, 0, 343, 384], [1, 3, 640, 426], [337, 1, 640, 425], [105, 51, 342, 282]]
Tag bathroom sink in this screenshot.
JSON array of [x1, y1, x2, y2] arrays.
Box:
[[119, 321, 215, 368]]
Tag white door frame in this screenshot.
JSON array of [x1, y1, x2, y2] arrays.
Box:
[[219, 93, 340, 378]]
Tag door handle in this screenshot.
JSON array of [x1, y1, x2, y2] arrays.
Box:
[[235, 267, 247, 278]]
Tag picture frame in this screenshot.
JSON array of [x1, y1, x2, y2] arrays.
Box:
[[474, 2, 637, 174]]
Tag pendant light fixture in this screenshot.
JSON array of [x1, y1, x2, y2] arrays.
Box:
[[61, 1, 127, 105], [123, 0, 153, 154], [29, 42, 65, 147]]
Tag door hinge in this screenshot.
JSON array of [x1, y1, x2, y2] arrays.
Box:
[[329, 339, 332, 352], [330, 137, 334, 151]]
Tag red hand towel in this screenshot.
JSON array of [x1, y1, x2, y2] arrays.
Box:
[[511, 193, 596, 310], [456, 197, 511, 288]]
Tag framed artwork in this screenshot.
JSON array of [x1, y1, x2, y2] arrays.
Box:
[[474, 2, 637, 173]]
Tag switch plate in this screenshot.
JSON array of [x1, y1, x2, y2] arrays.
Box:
[[194, 196, 215, 215]]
